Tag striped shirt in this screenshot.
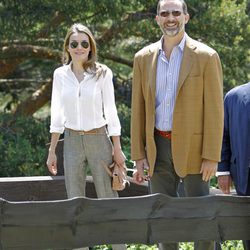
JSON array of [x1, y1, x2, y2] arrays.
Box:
[[155, 34, 186, 131]]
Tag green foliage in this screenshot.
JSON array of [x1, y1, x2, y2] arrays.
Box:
[[0, 114, 50, 176], [126, 245, 157, 250], [118, 103, 131, 140], [210, 176, 217, 187], [1, 0, 249, 110], [93, 241, 244, 249], [117, 103, 134, 169], [187, 0, 250, 92], [221, 240, 244, 250]]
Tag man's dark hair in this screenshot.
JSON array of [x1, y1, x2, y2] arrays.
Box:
[[157, 0, 188, 15]]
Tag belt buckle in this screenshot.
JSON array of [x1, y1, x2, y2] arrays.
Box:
[[165, 132, 171, 139]]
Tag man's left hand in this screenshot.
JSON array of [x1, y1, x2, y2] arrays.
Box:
[[200, 159, 218, 182]]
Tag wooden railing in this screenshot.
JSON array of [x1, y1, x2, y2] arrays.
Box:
[[0, 176, 249, 249], [0, 175, 147, 201]]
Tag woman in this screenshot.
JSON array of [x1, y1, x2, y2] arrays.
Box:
[[46, 23, 126, 250]]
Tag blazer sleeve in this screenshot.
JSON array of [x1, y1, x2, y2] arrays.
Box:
[[131, 54, 146, 160], [218, 95, 231, 171], [202, 52, 224, 162]]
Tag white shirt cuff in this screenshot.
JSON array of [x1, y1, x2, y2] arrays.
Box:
[[216, 171, 230, 177]]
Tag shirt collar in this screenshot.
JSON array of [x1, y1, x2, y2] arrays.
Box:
[[66, 61, 73, 72], [66, 61, 93, 79], [63, 62, 72, 73], [159, 33, 187, 54], [66, 61, 88, 74]]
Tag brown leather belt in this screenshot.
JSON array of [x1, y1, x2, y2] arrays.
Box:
[[154, 128, 171, 140], [65, 126, 106, 135]]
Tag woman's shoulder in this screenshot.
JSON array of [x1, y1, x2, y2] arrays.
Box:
[[96, 62, 112, 72], [94, 63, 112, 78], [53, 64, 70, 76]]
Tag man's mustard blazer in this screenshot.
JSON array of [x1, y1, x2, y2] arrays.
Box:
[[131, 35, 224, 178]]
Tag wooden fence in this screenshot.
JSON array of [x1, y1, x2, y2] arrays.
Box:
[[0, 175, 147, 201], [0, 176, 249, 249]]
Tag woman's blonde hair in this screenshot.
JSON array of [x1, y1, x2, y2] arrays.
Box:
[[62, 23, 105, 78]]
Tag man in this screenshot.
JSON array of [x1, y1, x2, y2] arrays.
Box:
[[217, 82, 250, 250], [131, 0, 223, 249]]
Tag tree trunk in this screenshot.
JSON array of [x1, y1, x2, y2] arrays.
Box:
[[13, 81, 52, 117]]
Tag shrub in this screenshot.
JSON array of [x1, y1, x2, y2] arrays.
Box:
[[0, 114, 50, 176]]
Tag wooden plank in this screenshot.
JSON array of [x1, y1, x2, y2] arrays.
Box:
[[0, 176, 223, 201], [0, 176, 67, 201], [0, 194, 249, 249], [0, 176, 148, 201]]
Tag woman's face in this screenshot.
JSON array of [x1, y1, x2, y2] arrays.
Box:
[[67, 32, 91, 64]]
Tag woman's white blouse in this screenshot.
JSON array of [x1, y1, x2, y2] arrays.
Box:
[[50, 64, 121, 136]]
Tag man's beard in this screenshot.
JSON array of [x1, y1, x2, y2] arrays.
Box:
[[161, 22, 184, 37]]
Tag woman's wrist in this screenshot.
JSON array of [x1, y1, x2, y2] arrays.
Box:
[[48, 148, 56, 154], [113, 145, 122, 151]]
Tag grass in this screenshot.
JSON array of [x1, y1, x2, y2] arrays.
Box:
[[93, 241, 244, 249]]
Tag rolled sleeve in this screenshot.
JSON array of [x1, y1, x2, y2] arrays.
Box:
[[50, 70, 65, 134], [101, 68, 121, 136]]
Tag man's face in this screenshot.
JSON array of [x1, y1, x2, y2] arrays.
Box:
[[156, 0, 189, 37]]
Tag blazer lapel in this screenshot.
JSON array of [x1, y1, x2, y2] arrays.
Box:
[[177, 37, 196, 95], [148, 44, 160, 102]]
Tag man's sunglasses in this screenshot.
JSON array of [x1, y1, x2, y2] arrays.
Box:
[[69, 40, 90, 49], [159, 10, 182, 17]]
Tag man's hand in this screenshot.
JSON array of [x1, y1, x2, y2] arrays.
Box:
[[217, 175, 232, 194], [133, 158, 149, 184], [200, 159, 218, 182]]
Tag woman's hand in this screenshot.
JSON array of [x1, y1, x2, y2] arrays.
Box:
[[113, 147, 126, 168], [47, 133, 60, 175], [46, 151, 58, 175]]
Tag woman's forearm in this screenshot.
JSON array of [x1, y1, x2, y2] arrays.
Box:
[[49, 133, 61, 153], [111, 135, 122, 151]]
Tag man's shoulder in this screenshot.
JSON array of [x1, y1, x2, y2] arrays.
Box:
[[135, 41, 160, 58], [226, 82, 250, 99], [187, 37, 217, 56]]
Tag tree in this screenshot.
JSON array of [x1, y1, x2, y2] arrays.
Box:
[[0, 0, 249, 116]]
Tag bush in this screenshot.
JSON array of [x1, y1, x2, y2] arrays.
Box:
[[117, 103, 134, 170], [0, 114, 50, 176]]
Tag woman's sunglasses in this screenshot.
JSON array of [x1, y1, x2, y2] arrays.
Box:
[[69, 40, 90, 49]]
